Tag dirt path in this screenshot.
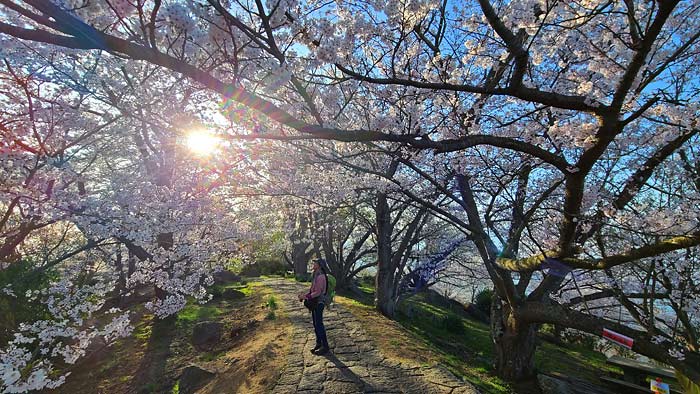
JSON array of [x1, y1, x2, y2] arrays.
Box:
[[264, 278, 480, 394]]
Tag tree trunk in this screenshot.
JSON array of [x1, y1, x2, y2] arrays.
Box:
[[376, 254, 396, 317], [115, 247, 126, 295], [491, 295, 537, 381], [127, 249, 136, 277], [0, 224, 34, 263], [374, 192, 396, 317], [335, 275, 348, 291], [376, 290, 396, 317], [290, 214, 311, 278], [155, 232, 173, 302], [291, 242, 310, 278]]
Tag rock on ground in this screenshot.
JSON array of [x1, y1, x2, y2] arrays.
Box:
[[222, 288, 246, 300], [191, 321, 222, 350], [178, 365, 216, 394], [213, 270, 241, 284]]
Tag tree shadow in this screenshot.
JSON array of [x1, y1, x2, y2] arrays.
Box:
[[323, 352, 370, 389], [130, 315, 177, 394]]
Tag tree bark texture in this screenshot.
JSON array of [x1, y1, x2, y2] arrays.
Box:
[[491, 294, 537, 381], [375, 192, 396, 317], [290, 241, 311, 278], [289, 214, 313, 278]]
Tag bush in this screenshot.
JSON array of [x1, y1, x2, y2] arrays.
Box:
[[474, 288, 493, 315], [239, 259, 287, 277], [357, 275, 374, 287], [561, 328, 598, 351], [540, 323, 556, 335], [210, 286, 223, 299], [441, 314, 466, 334], [0, 259, 55, 344]]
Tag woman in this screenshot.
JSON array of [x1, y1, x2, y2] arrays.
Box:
[[298, 258, 330, 355]]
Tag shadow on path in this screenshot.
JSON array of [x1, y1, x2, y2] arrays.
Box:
[[266, 278, 480, 394]]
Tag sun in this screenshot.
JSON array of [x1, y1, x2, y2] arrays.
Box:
[[186, 130, 221, 156]]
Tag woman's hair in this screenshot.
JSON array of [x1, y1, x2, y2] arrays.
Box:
[[314, 258, 329, 274]]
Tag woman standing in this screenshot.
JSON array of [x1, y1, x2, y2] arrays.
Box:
[[298, 258, 330, 355]]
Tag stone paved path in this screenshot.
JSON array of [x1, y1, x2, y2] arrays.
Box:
[[264, 278, 480, 394]]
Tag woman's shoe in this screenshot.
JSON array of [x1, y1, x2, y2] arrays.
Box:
[[314, 347, 330, 355], [312, 343, 322, 352]]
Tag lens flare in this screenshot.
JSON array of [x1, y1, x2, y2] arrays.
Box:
[[186, 130, 220, 156]]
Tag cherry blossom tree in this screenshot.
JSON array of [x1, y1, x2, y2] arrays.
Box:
[[0, 47, 271, 392], [0, 57, 134, 392], [309, 204, 376, 290], [1, 0, 699, 385], [284, 210, 315, 277]]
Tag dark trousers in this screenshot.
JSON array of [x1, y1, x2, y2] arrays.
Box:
[[312, 302, 329, 348]]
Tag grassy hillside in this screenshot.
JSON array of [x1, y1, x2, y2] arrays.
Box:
[[336, 281, 619, 394]]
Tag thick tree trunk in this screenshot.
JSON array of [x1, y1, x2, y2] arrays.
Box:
[[290, 214, 312, 278], [376, 290, 396, 317], [491, 295, 537, 381], [291, 242, 310, 278], [335, 275, 348, 291], [376, 255, 397, 317], [375, 192, 396, 317]]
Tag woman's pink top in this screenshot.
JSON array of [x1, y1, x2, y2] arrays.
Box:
[[305, 273, 327, 300]]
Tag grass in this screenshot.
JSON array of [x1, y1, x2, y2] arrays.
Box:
[[236, 281, 256, 296], [134, 319, 153, 341], [210, 280, 251, 297], [266, 295, 279, 310], [199, 349, 226, 362], [340, 282, 617, 394], [176, 281, 255, 326], [265, 294, 279, 320], [176, 304, 224, 325], [393, 296, 509, 393], [537, 342, 619, 381]]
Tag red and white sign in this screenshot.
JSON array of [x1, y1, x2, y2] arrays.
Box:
[[602, 328, 634, 349], [650, 379, 670, 394]]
